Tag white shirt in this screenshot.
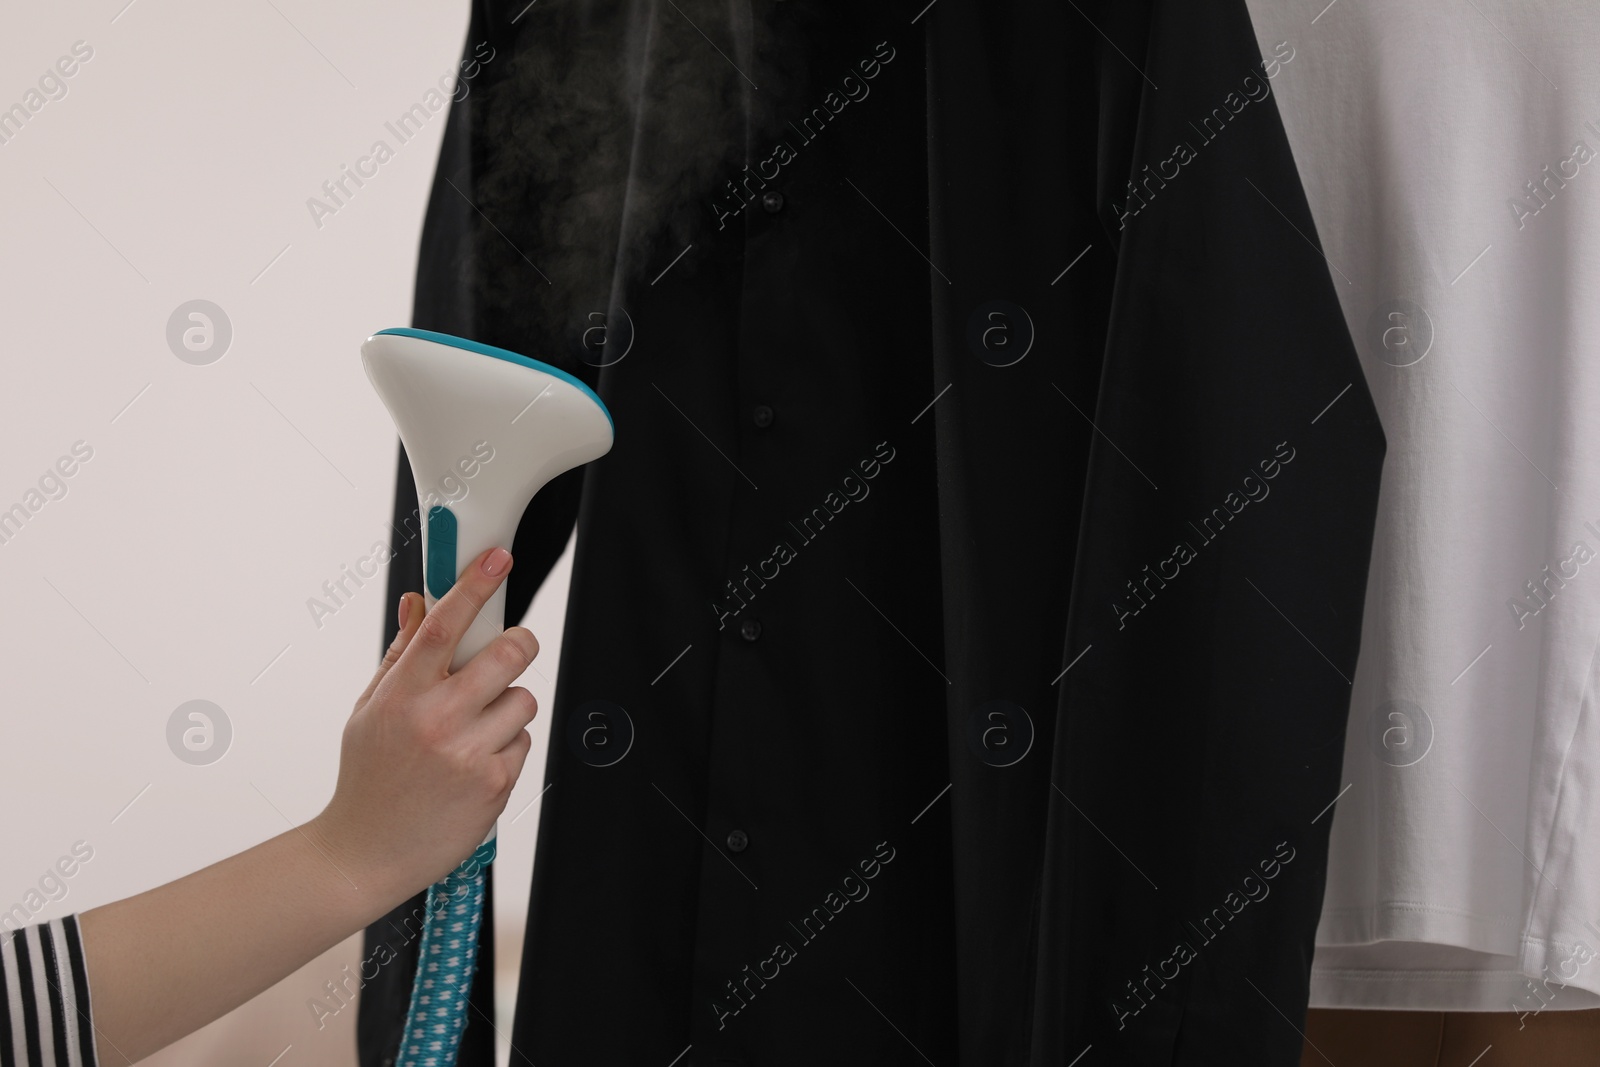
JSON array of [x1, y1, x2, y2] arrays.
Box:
[[1244, 0, 1600, 1012]]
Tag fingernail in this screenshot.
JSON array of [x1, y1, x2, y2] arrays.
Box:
[[482, 547, 512, 577], [397, 593, 412, 632]]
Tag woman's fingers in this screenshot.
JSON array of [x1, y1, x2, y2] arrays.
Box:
[[474, 685, 540, 752], [355, 592, 425, 707], [394, 547, 514, 685], [446, 626, 540, 709], [494, 728, 535, 799]]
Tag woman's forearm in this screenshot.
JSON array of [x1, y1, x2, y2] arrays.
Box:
[[77, 816, 409, 1065]]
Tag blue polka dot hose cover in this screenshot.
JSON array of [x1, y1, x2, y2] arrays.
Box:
[[395, 837, 496, 1067]]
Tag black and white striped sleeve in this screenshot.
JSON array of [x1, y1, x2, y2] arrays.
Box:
[[1, 917, 98, 1067]]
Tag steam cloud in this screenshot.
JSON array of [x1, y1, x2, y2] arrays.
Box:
[[449, 0, 780, 361]]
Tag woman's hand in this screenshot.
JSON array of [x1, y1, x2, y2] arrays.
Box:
[[78, 545, 542, 1063], [308, 545, 541, 903]]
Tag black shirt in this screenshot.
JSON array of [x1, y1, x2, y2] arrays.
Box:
[[360, 1, 1387, 1064]]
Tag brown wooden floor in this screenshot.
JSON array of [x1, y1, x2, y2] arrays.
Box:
[[1301, 1007, 1600, 1066]]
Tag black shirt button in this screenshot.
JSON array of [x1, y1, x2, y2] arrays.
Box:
[[752, 404, 774, 428], [761, 190, 784, 214], [740, 618, 762, 642], [726, 829, 749, 852]]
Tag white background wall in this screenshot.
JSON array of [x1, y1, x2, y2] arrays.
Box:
[[0, 3, 562, 1063]]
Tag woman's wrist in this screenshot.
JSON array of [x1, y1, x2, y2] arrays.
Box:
[[299, 810, 424, 924]]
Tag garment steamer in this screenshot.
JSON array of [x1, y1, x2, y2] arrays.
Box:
[[361, 327, 614, 1066]]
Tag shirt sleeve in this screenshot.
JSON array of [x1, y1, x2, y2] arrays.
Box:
[[1, 916, 98, 1067]]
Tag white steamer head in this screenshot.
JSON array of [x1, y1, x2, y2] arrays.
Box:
[[361, 328, 614, 670]]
